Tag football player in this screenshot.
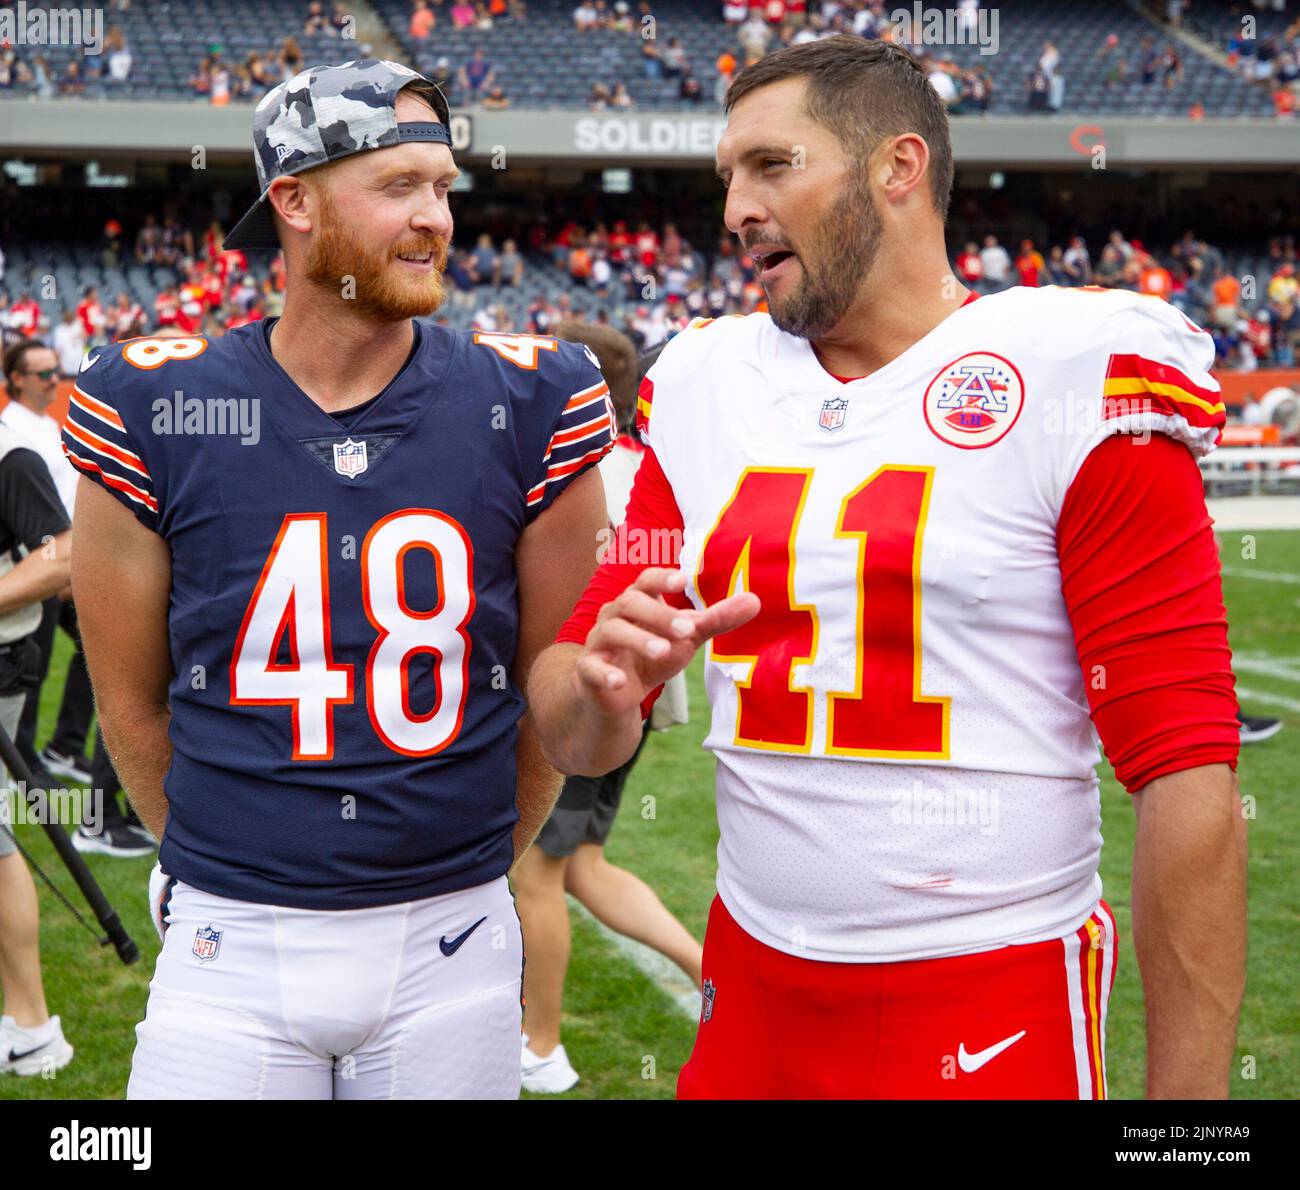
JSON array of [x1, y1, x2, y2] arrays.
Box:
[[529, 38, 1246, 1099], [67, 61, 613, 1099]]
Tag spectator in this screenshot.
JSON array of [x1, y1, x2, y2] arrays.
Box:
[[611, 0, 633, 32], [8, 292, 41, 339], [1162, 44, 1183, 89], [928, 63, 959, 107], [1211, 271, 1241, 328], [1026, 66, 1049, 111], [105, 26, 132, 83], [1063, 234, 1091, 284], [471, 234, 500, 287], [1138, 253, 1173, 299], [1038, 39, 1059, 77], [482, 84, 511, 109], [738, 11, 764, 62], [661, 36, 688, 78], [210, 61, 232, 106], [304, 1, 327, 35], [75, 287, 106, 346], [410, 0, 436, 39], [680, 73, 703, 102], [329, 1, 352, 34], [610, 80, 634, 108], [978, 235, 1011, 290], [1015, 239, 1045, 287], [458, 47, 495, 103], [955, 241, 982, 287], [723, 1, 748, 23], [1094, 243, 1123, 287], [573, 1, 598, 29], [1044, 245, 1071, 287], [589, 81, 611, 109], [189, 54, 213, 96], [431, 56, 454, 95], [498, 239, 524, 287], [58, 60, 86, 96], [279, 37, 304, 82], [451, 1, 476, 27], [1239, 390, 1268, 427], [641, 41, 663, 79], [716, 48, 737, 103], [51, 310, 85, 377], [964, 63, 992, 112]]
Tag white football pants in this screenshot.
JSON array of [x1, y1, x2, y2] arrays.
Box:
[[127, 875, 523, 1099]]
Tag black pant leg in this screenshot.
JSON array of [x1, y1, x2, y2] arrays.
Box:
[[49, 602, 94, 759], [14, 596, 60, 771], [89, 728, 131, 830]]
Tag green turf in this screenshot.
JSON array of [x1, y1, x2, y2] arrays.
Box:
[[4, 531, 1297, 1099]]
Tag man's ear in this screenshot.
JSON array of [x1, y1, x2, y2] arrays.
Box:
[[266, 176, 314, 237]]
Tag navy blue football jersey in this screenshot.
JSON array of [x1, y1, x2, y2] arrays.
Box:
[[63, 322, 614, 908]]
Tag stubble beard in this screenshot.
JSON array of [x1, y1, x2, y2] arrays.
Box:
[[766, 165, 881, 341]]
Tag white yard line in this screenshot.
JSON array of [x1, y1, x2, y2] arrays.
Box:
[[1221, 566, 1300, 585], [1234, 657, 1300, 685], [1236, 686, 1300, 716], [570, 898, 700, 1019]]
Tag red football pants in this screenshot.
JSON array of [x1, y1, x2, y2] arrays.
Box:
[[677, 895, 1117, 1100]]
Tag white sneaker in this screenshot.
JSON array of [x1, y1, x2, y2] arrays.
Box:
[[0, 1014, 74, 1076], [521, 1041, 580, 1093]]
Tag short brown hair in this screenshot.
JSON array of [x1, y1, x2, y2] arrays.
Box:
[[3, 340, 54, 391], [724, 36, 954, 219], [554, 320, 638, 430]]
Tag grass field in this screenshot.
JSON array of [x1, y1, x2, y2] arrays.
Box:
[[2, 529, 1296, 1101]]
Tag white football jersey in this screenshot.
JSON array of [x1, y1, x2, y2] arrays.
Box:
[[639, 286, 1222, 962]]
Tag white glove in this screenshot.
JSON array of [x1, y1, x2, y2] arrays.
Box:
[[148, 861, 173, 942]]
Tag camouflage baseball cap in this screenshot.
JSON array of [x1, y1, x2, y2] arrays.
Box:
[[223, 58, 452, 252]]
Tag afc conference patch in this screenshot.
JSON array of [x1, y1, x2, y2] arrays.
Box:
[[332, 437, 368, 478], [192, 924, 222, 963], [701, 978, 716, 1023], [819, 396, 848, 432], [923, 351, 1025, 449]]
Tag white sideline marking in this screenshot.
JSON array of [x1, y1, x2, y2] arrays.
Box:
[[1235, 656, 1300, 686], [1221, 566, 1300, 585], [569, 898, 700, 1020], [1236, 686, 1300, 715]]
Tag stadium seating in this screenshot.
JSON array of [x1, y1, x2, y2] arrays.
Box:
[[0, 0, 1282, 116]]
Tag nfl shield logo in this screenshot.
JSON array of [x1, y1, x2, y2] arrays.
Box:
[[819, 396, 848, 432], [332, 437, 368, 478], [192, 924, 222, 963], [701, 978, 716, 1023]]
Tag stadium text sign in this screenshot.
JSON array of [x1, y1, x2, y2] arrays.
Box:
[[0, 2, 102, 53], [574, 117, 727, 157]]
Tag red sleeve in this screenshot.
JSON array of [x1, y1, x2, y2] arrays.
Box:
[[1057, 432, 1239, 794], [556, 445, 689, 718]]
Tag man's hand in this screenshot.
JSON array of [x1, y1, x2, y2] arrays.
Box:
[[575, 567, 760, 715], [530, 567, 760, 777]]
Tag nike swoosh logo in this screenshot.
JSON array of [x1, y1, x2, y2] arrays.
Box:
[[79, 353, 101, 372], [7, 1045, 43, 1062], [957, 1030, 1027, 1073], [439, 915, 487, 957]]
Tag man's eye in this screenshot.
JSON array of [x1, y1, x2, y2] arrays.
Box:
[[762, 159, 786, 172]]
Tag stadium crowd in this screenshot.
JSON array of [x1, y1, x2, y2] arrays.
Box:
[[2, 215, 1297, 374]]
